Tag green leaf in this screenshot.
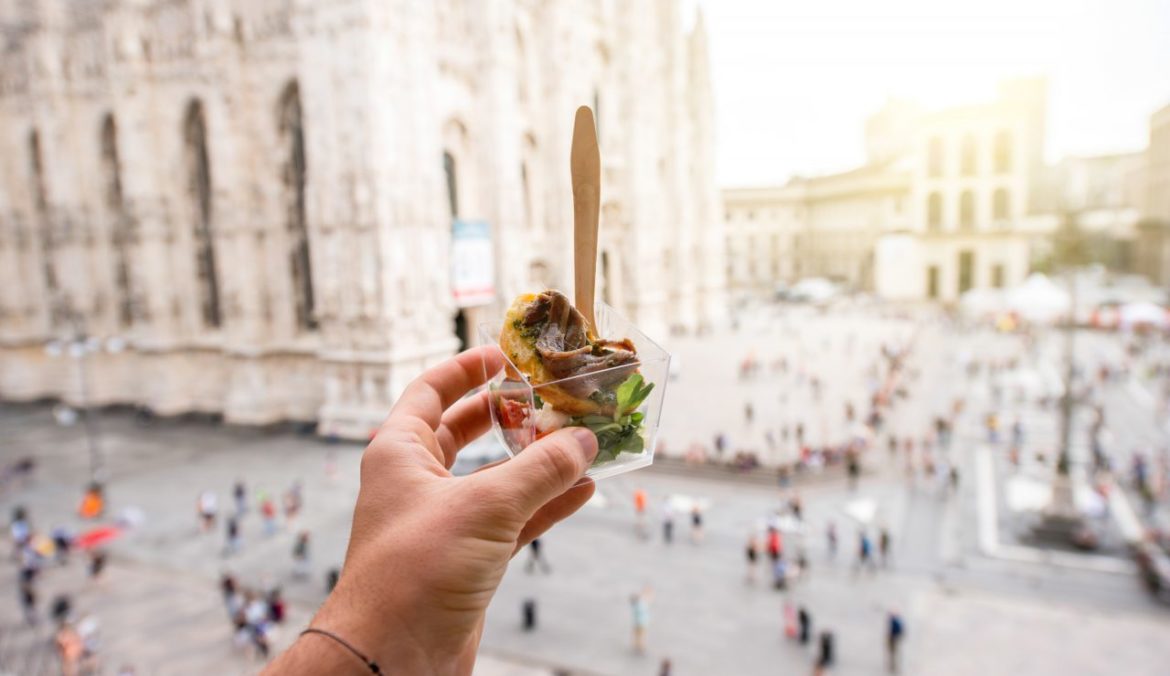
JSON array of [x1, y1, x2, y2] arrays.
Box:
[[614, 374, 643, 414]]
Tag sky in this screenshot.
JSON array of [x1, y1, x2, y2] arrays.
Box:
[[696, 0, 1170, 187]]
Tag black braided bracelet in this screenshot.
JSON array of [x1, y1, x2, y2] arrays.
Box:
[[301, 627, 381, 674]]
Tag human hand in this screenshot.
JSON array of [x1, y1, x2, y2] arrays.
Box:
[[266, 346, 598, 675]]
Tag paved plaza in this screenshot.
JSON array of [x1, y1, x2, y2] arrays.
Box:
[[2, 308, 1168, 675]]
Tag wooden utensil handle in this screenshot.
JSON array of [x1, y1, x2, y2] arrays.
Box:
[[571, 106, 601, 332]]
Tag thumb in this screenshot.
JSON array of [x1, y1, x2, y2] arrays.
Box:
[[475, 427, 599, 517]]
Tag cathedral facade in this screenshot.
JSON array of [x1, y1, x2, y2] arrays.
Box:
[[0, 0, 724, 437]]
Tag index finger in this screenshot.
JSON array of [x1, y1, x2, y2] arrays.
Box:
[[387, 345, 505, 430]]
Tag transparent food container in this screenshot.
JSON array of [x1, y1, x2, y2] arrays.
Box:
[[480, 301, 670, 480]]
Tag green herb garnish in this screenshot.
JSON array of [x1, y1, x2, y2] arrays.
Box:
[[571, 373, 655, 464]]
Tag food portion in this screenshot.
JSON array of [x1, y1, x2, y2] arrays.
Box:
[[496, 290, 655, 464]]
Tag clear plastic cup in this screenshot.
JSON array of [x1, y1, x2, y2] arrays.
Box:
[[480, 301, 670, 480]]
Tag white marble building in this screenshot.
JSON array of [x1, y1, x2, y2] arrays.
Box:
[[0, 0, 724, 437]]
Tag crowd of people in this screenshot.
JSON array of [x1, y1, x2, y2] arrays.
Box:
[[9, 497, 113, 675]]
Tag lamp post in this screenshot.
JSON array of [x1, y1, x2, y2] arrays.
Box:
[[45, 308, 124, 489], [1032, 211, 1091, 546]]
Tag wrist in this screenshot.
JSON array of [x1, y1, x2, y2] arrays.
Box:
[[313, 577, 464, 675]]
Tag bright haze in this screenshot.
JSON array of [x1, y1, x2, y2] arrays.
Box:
[[699, 0, 1170, 187]]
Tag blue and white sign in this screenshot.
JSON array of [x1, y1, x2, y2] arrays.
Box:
[[451, 219, 495, 307]]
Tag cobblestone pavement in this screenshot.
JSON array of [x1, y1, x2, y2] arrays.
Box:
[[1, 308, 1167, 675]]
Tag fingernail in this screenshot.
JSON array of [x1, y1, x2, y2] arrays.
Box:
[[570, 427, 599, 461]]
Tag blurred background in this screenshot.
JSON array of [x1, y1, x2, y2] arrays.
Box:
[[0, 0, 1168, 674]]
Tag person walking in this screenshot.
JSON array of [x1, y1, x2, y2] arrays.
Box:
[[783, 600, 798, 639], [661, 502, 674, 545], [524, 538, 551, 574], [233, 480, 247, 517], [224, 517, 241, 557], [87, 550, 107, 581], [879, 528, 891, 567], [633, 488, 648, 539], [260, 493, 278, 536], [887, 611, 905, 673], [798, 606, 812, 645], [857, 530, 874, 573], [815, 629, 834, 675], [197, 490, 218, 533], [19, 578, 37, 625], [630, 588, 651, 654], [690, 504, 704, 544], [521, 598, 537, 631], [292, 531, 311, 579], [283, 481, 303, 529], [767, 527, 783, 563], [745, 534, 759, 583], [771, 556, 788, 590], [826, 521, 838, 560], [55, 622, 84, 676]]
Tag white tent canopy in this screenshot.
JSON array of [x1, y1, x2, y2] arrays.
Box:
[[1006, 274, 1070, 324], [1118, 301, 1169, 328]]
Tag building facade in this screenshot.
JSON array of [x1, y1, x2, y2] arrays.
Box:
[[0, 0, 724, 437], [723, 166, 908, 294], [1136, 103, 1170, 287], [875, 79, 1046, 302]]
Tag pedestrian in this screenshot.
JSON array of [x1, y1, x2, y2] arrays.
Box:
[[847, 451, 861, 491], [857, 530, 873, 572], [659, 658, 672, 676], [267, 588, 286, 624], [662, 502, 674, 544], [50, 594, 72, 627], [744, 402, 754, 425], [11, 505, 31, 556], [51, 526, 72, 565], [524, 538, 551, 574], [798, 606, 812, 645], [87, 550, 107, 580], [630, 588, 651, 654], [19, 579, 37, 625], [197, 490, 218, 532], [233, 480, 247, 517], [55, 622, 84, 676], [243, 591, 270, 658], [826, 520, 838, 560], [224, 517, 241, 556], [783, 600, 798, 639], [78, 483, 104, 520], [283, 481, 303, 528], [771, 556, 788, 590], [76, 613, 100, 674], [260, 493, 278, 536], [521, 598, 537, 631], [690, 504, 704, 544], [292, 531, 310, 578], [887, 611, 905, 673], [714, 432, 727, 458], [325, 567, 339, 594], [879, 527, 891, 567], [633, 488, 648, 539], [219, 572, 238, 613], [767, 527, 783, 563], [815, 630, 834, 675], [745, 534, 759, 583]]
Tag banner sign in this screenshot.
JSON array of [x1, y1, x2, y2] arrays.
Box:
[[451, 219, 495, 307]]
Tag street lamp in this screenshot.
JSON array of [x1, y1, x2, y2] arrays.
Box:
[[44, 309, 124, 490], [1032, 210, 1091, 546]]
